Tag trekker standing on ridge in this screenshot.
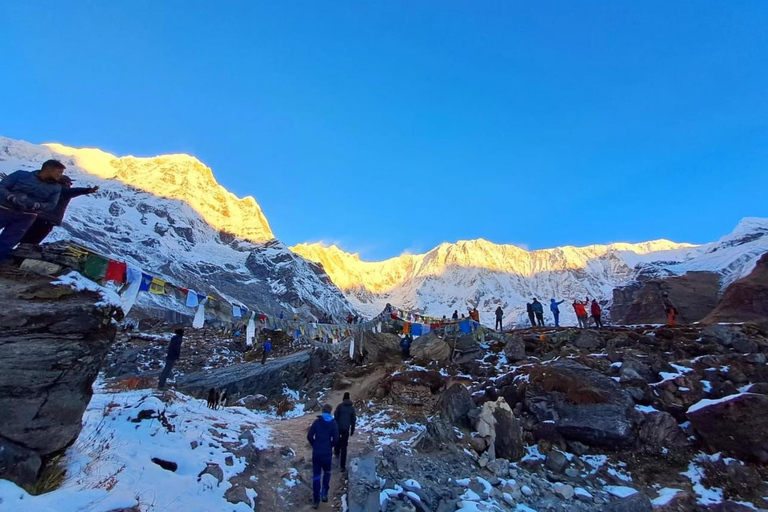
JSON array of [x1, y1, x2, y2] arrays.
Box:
[[158, 329, 184, 389], [662, 292, 679, 326], [261, 338, 272, 364], [452, 310, 459, 321], [495, 306, 504, 331], [470, 307, 480, 323], [334, 392, 356, 472], [550, 299, 565, 327], [526, 302, 536, 327], [591, 299, 604, 328], [531, 298, 545, 327], [307, 404, 339, 509], [0, 160, 64, 262], [573, 299, 589, 329]]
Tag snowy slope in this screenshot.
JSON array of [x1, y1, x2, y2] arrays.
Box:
[[0, 136, 354, 320], [292, 219, 768, 326]]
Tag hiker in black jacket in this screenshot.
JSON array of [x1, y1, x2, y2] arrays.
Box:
[[334, 392, 357, 472], [307, 404, 339, 509], [158, 329, 184, 389]]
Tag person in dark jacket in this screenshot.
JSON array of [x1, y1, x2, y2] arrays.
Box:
[[550, 299, 565, 327], [158, 329, 184, 388], [452, 310, 459, 321], [591, 299, 604, 328], [531, 298, 545, 327], [16, 174, 99, 245], [307, 404, 339, 508], [261, 338, 272, 364], [526, 302, 536, 327], [494, 306, 504, 331], [0, 160, 64, 262], [333, 392, 356, 472]]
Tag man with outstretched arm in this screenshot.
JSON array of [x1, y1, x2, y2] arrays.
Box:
[[0, 160, 64, 262]]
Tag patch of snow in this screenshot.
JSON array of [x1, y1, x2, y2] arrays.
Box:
[[652, 488, 683, 506], [605, 486, 638, 498], [687, 393, 752, 414], [52, 271, 122, 308], [635, 404, 660, 413]]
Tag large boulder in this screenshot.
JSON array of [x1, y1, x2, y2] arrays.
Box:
[[503, 334, 526, 362], [0, 271, 120, 487], [611, 271, 720, 325], [177, 350, 311, 400], [638, 411, 689, 453], [704, 252, 768, 324], [452, 333, 484, 364], [357, 332, 403, 364], [574, 329, 604, 350], [523, 361, 638, 447], [687, 393, 768, 463], [475, 398, 524, 461], [411, 332, 451, 364], [440, 384, 475, 428]]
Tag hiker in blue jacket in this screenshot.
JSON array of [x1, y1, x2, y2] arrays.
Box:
[[307, 404, 339, 509], [550, 299, 565, 327]]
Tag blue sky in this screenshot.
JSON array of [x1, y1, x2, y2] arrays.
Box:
[[2, 1, 767, 260]]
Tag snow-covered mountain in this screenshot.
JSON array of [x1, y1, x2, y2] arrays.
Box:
[[0, 136, 355, 320], [292, 219, 768, 326]]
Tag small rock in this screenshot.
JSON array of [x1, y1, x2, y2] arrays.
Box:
[[485, 458, 510, 478], [545, 450, 569, 473], [469, 436, 488, 454], [197, 463, 223, 484], [239, 429, 255, 443], [521, 485, 534, 497], [224, 484, 251, 507], [150, 457, 178, 472], [225, 455, 234, 466], [190, 441, 199, 449], [564, 468, 579, 478], [477, 455, 489, 468], [553, 483, 575, 500], [599, 492, 651, 512], [574, 487, 593, 502]]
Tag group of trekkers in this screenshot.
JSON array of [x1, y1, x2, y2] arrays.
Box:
[[0, 160, 98, 263], [489, 297, 605, 330]]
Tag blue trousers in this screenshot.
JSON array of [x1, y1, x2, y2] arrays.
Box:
[[312, 453, 332, 503], [553, 311, 560, 327]]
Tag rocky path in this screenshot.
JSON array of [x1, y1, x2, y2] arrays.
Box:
[[251, 370, 386, 512]]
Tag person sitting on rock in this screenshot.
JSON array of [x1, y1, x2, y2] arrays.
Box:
[[0, 160, 65, 262], [307, 404, 339, 509], [333, 392, 356, 472], [158, 329, 184, 389], [591, 299, 604, 328]]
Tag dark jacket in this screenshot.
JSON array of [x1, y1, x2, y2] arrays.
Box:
[[495, 307, 503, 319], [0, 171, 61, 213], [531, 301, 544, 314], [307, 413, 339, 457], [334, 399, 357, 434], [37, 187, 92, 225], [167, 334, 183, 361], [526, 303, 534, 314]]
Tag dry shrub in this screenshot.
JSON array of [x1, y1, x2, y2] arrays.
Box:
[[25, 454, 67, 495]]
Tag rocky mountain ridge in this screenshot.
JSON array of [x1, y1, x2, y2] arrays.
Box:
[[293, 218, 768, 325]]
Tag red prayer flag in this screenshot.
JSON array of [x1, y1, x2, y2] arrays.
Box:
[[104, 260, 127, 283]]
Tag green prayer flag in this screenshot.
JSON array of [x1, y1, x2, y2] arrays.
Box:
[[83, 254, 109, 281]]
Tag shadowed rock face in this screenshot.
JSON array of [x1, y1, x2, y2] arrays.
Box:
[[704, 253, 768, 324], [611, 271, 720, 325], [176, 350, 312, 401], [0, 270, 119, 487]]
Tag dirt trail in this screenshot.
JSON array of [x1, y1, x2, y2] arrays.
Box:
[[253, 366, 389, 511]]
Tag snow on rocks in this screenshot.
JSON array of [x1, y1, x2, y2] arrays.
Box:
[[0, 382, 271, 512], [52, 270, 123, 308]]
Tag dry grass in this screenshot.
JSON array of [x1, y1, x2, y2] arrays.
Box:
[[25, 454, 67, 495]]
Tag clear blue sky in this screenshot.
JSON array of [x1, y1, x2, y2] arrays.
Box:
[[2, 1, 767, 260]]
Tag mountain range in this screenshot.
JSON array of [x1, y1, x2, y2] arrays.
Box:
[[1, 135, 766, 327]]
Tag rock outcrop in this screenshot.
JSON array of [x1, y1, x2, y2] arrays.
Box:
[[704, 252, 768, 324], [177, 350, 312, 400], [611, 271, 720, 325], [0, 270, 120, 487]]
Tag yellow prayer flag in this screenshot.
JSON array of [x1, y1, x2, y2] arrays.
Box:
[[149, 277, 166, 294]]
